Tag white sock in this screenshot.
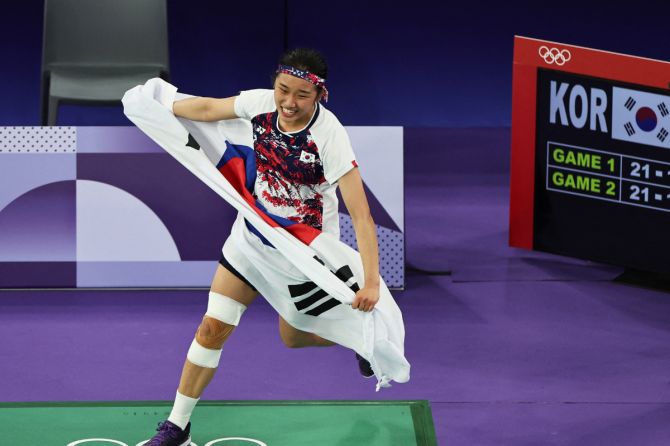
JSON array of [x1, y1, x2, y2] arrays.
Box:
[[167, 391, 199, 430]]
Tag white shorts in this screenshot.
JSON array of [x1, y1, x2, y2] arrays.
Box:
[[222, 214, 367, 341]]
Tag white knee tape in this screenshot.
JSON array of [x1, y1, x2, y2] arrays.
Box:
[[205, 291, 247, 326], [187, 339, 223, 369]]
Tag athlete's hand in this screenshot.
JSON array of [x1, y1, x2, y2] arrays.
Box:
[[351, 285, 380, 312]]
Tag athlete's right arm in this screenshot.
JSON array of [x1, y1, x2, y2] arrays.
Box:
[[172, 96, 239, 122]]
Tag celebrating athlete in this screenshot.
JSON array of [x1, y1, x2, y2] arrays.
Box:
[[142, 48, 382, 446]]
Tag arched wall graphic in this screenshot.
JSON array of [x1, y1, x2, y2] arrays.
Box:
[[75, 180, 180, 261]]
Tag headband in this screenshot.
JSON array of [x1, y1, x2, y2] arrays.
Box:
[[276, 64, 329, 103]]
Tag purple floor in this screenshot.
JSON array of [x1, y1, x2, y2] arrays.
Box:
[[2, 128, 670, 445]]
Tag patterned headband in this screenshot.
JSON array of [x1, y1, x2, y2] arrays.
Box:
[[276, 64, 329, 103]]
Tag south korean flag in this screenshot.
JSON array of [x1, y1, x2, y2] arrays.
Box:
[[612, 87, 670, 149], [300, 150, 316, 163]]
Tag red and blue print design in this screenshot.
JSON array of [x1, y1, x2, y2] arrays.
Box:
[[252, 112, 326, 229], [215, 136, 321, 247]]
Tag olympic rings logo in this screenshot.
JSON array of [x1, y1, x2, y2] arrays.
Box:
[[538, 46, 572, 66], [67, 437, 267, 446]]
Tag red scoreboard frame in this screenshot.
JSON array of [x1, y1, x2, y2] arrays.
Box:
[[509, 35, 670, 249]]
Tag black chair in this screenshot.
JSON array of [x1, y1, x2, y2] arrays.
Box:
[[40, 0, 170, 125]]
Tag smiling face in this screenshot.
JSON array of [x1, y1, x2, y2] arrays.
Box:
[[273, 73, 320, 132]]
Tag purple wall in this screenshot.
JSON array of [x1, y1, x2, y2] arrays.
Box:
[[0, 126, 406, 288], [1, 0, 669, 127]]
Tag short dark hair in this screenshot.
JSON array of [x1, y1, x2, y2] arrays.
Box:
[[272, 48, 328, 95]]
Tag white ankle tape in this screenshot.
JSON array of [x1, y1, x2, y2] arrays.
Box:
[[186, 339, 222, 368], [205, 291, 246, 326]]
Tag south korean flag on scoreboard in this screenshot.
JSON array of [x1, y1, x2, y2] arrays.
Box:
[[612, 87, 670, 149]]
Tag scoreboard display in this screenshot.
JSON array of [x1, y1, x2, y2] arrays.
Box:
[[510, 37, 670, 272]]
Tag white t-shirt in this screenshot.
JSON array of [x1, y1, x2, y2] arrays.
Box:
[[234, 89, 357, 238]]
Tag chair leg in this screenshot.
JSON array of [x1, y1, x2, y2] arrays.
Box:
[[47, 96, 59, 126], [40, 94, 48, 126], [40, 74, 50, 126]]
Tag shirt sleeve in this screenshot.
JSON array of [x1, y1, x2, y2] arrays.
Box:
[[321, 125, 358, 185], [234, 89, 276, 120]]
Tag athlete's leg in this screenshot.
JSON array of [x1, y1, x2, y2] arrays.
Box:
[[155, 263, 258, 438], [278, 316, 336, 348], [279, 316, 373, 378], [178, 264, 258, 397]]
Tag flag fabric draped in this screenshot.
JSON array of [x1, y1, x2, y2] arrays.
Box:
[[122, 80, 410, 390]]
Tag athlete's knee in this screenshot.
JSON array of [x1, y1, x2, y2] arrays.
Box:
[[195, 316, 234, 349], [279, 319, 303, 348], [280, 330, 305, 348], [186, 292, 247, 368], [281, 328, 336, 348], [279, 326, 320, 348]]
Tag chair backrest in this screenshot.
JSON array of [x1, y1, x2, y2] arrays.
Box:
[[42, 0, 169, 70]]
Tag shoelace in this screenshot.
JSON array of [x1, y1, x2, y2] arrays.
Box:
[[148, 421, 181, 443]]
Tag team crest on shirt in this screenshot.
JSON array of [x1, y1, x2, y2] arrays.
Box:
[[300, 150, 316, 163]]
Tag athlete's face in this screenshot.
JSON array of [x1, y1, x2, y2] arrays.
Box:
[[274, 73, 320, 131]]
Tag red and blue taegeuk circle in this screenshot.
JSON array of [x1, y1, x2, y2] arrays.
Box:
[[635, 106, 657, 132]]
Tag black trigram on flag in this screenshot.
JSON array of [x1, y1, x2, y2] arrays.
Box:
[[624, 97, 636, 111], [658, 128, 669, 142], [186, 133, 200, 150], [624, 122, 636, 136], [659, 103, 669, 118], [287, 259, 360, 317]]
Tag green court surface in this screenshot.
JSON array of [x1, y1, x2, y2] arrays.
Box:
[[0, 400, 437, 446]]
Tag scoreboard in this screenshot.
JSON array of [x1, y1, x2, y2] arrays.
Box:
[[510, 37, 670, 273]]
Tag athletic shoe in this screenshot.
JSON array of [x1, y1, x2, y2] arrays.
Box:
[[356, 353, 375, 378], [144, 420, 191, 446]]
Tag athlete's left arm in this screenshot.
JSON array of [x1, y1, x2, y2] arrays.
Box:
[[338, 167, 380, 312]]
